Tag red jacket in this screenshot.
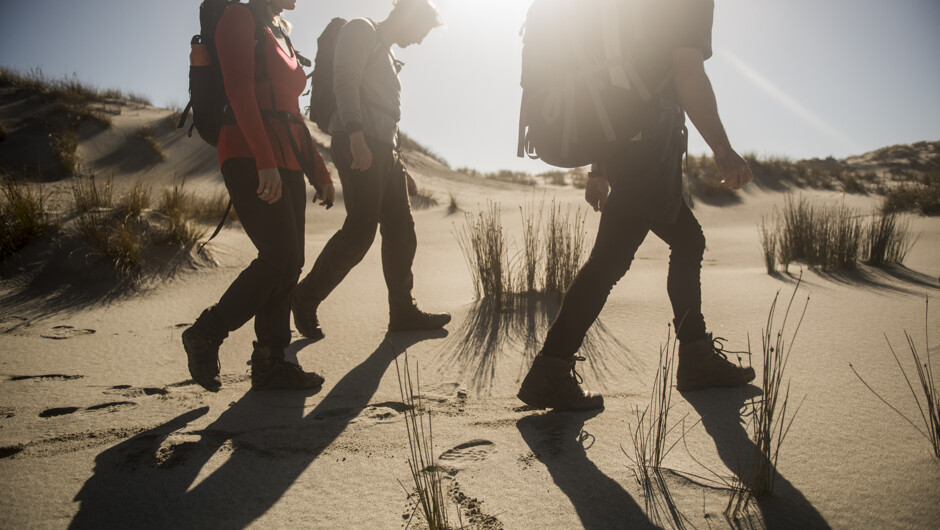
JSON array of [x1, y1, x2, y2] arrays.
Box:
[[215, 4, 331, 188]]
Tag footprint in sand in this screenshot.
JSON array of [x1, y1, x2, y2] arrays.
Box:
[[107, 385, 169, 398], [39, 401, 136, 418], [0, 316, 29, 334], [438, 439, 496, 470], [40, 326, 96, 340]]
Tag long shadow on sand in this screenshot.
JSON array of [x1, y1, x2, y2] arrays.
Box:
[[439, 294, 640, 395], [771, 265, 939, 297], [70, 330, 446, 529], [517, 410, 658, 530], [682, 387, 831, 529]]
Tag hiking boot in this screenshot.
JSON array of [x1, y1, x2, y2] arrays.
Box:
[[517, 354, 604, 411], [250, 343, 324, 391], [677, 333, 756, 391], [182, 325, 222, 392], [388, 306, 451, 332]]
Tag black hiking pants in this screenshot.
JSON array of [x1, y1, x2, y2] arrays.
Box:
[[295, 133, 417, 311], [197, 158, 306, 351], [541, 187, 708, 359]]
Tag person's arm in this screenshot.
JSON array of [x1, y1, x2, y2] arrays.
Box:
[[334, 19, 376, 171], [673, 48, 752, 190], [216, 5, 282, 203]]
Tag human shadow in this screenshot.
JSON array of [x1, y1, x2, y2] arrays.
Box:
[[439, 294, 638, 395], [517, 410, 658, 530], [70, 329, 447, 529], [681, 387, 831, 529]]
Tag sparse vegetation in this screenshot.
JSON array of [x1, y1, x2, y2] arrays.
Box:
[[395, 352, 456, 530], [759, 195, 915, 273], [456, 198, 587, 310], [686, 154, 738, 201], [447, 192, 459, 215], [726, 283, 808, 518], [51, 129, 80, 175], [0, 173, 55, 259], [71, 174, 114, 215], [134, 126, 165, 160], [158, 180, 208, 247], [880, 171, 940, 215], [851, 298, 939, 459], [399, 131, 450, 168], [411, 188, 438, 210]]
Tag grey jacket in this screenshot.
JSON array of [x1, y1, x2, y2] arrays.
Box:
[[329, 18, 401, 146]]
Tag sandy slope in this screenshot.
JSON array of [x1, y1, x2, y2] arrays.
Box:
[[1, 105, 939, 529]]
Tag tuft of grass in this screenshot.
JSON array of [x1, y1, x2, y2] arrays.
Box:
[[758, 214, 777, 274], [158, 180, 207, 247], [625, 326, 695, 485], [0, 174, 56, 259], [394, 352, 454, 530], [76, 212, 143, 283], [881, 173, 940, 215], [726, 281, 808, 518], [447, 192, 459, 215], [865, 211, 915, 267], [71, 174, 114, 215], [543, 199, 587, 297], [134, 126, 165, 160], [519, 197, 544, 293], [411, 188, 438, 210], [51, 129, 79, 175], [455, 201, 512, 308], [850, 298, 939, 459], [114, 180, 152, 221]]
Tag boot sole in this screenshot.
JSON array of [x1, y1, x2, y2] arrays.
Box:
[[182, 331, 221, 392], [517, 388, 604, 412]]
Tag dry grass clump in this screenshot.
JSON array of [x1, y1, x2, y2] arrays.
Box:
[[394, 353, 460, 530], [398, 131, 450, 168], [71, 174, 114, 215], [447, 192, 459, 215], [759, 195, 915, 273], [134, 126, 165, 160], [157, 180, 208, 247], [726, 283, 808, 518], [51, 129, 80, 175], [851, 299, 939, 459], [456, 197, 587, 309], [687, 154, 738, 200], [880, 171, 940, 216], [0, 173, 56, 259], [411, 188, 439, 210]]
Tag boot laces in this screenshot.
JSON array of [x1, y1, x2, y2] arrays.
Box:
[[712, 336, 748, 364], [567, 355, 588, 385]]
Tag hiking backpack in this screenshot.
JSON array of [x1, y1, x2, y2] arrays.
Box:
[[307, 17, 348, 133], [178, 0, 269, 146], [517, 0, 665, 168]]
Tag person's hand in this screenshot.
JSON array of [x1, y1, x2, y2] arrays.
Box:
[[315, 181, 335, 209], [585, 174, 610, 212], [257, 167, 282, 204], [714, 149, 753, 190], [349, 131, 373, 171], [406, 172, 418, 197]]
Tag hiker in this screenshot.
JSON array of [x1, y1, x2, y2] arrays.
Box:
[[183, 0, 334, 392], [517, 0, 756, 411], [292, 0, 450, 339]]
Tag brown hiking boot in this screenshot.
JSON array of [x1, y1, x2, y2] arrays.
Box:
[[291, 289, 324, 342], [250, 343, 324, 391], [517, 355, 604, 411], [182, 325, 222, 392], [677, 333, 756, 391], [388, 306, 451, 332]]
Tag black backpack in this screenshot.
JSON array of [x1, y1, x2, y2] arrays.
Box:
[[517, 0, 664, 168], [178, 0, 259, 146], [307, 17, 348, 133]]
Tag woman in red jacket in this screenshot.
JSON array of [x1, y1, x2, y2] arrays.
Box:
[[183, 0, 334, 392]]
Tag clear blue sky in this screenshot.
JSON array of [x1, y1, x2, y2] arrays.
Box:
[[1, 0, 938, 172]]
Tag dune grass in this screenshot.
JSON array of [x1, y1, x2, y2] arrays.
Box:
[[447, 192, 459, 215], [157, 180, 208, 247], [725, 282, 809, 519], [0, 173, 56, 260], [394, 353, 457, 530], [850, 299, 939, 459], [411, 188, 439, 210], [134, 126, 165, 160], [456, 197, 587, 310], [759, 195, 916, 273]]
